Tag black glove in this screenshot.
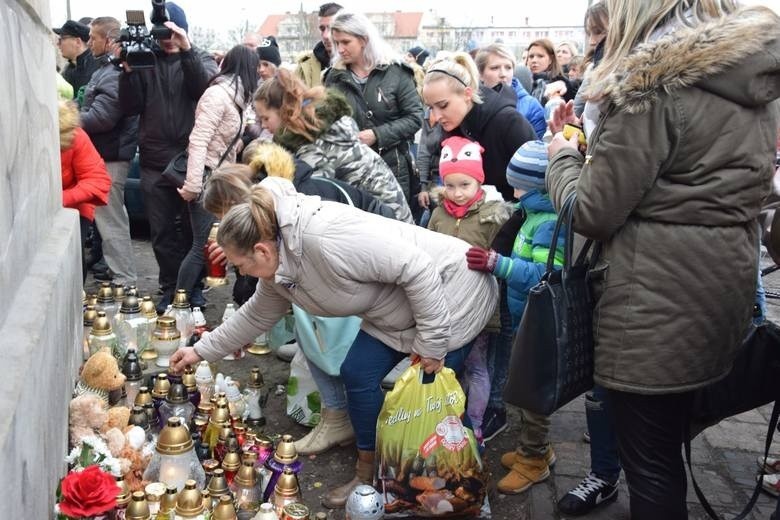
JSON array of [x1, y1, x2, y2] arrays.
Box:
[[491, 209, 526, 256]]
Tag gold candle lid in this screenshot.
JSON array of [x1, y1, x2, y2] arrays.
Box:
[[175, 480, 204, 516], [151, 373, 171, 399], [134, 386, 153, 407], [201, 489, 212, 511], [218, 426, 233, 444], [156, 417, 194, 455], [113, 284, 126, 303], [207, 468, 230, 496], [210, 403, 230, 425], [182, 365, 197, 391], [116, 475, 131, 506], [160, 485, 178, 512], [120, 295, 141, 314], [197, 400, 213, 416], [242, 450, 258, 466], [208, 222, 220, 242], [274, 467, 299, 496], [172, 289, 190, 309], [221, 450, 241, 472], [154, 316, 181, 339], [83, 305, 98, 327], [90, 311, 113, 336], [248, 367, 265, 388], [274, 434, 298, 465], [282, 503, 311, 520], [233, 460, 257, 487], [87, 293, 98, 307], [126, 491, 151, 520], [140, 296, 158, 320], [212, 494, 237, 520], [97, 282, 114, 304]]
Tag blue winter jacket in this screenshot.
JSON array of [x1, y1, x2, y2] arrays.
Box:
[[511, 78, 547, 139]]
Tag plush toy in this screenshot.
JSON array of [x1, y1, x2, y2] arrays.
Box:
[[119, 426, 152, 492], [75, 348, 126, 408], [107, 406, 131, 431], [103, 427, 126, 457], [68, 394, 109, 445]]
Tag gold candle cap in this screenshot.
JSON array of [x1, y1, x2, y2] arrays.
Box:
[[208, 222, 220, 241], [151, 373, 171, 399], [212, 494, 237, 520], [201, 489, 212, 511], [166, 382, 190, 404], [160, 485, 178, 512], [87, 293, 98, 307], [154, 316, 181, 339], [207, 468, 230, 496], [90, 311, 113, 336], [218, 426, 233, 444], [242, 450, 258, 465], [248, 367, 265, 388], [172, 289, 190, 309], [274, 434, 298, 465], [83, 305, 98, 327], [116, 475, 131, 506], [221, 450, 241, 472], [210, 403, 230, 425], [97, 282, 114, 303], [233, 460, 257, 487], [274, 467, 299, 496], [134, 386, 153, 407], [140, 296, 158, 319], [282, 503, 311, 520], [120, 295, 141, 314], [113, 284, 126, 303], [182, 365, 197, 391], [175, 480, 204, 516], [197, 400, 213, 416], [156, 417, 194, 455], [126, 491, 151, 520]]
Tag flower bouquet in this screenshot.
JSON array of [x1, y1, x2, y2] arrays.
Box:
[[55, 436, 121, 520]]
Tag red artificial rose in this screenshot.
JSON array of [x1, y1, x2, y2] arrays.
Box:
[[59, 465, 118, 518]]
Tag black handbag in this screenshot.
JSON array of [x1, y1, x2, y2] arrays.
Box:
[[502, 192, 599, 416], [685, 321, 780, 520], [161, 104, 244, 189]]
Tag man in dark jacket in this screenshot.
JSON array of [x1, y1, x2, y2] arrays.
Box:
[[80, 16, 139, 286], [55, 20, 98, 100], [294, 2, 342, 88], [118, 2, 218, 311]]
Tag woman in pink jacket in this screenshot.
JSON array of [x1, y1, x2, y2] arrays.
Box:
[[59, 101, 111, 281], [176, 45, 259, 306]]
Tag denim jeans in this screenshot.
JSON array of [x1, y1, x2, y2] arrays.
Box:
[[176, 198, 216, 295], [464, 332, 490, 434], [487, 281, 513, 409], [93, 161, 137, 284], [340, 330, 473, 451], [587, 385, 622, 483], [306, 355, 348, 410]]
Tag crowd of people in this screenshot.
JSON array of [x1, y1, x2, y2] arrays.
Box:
[[57, 0, 780, 518]]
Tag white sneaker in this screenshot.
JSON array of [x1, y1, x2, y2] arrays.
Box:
[[757, 455, 780, 474], [276, 341, 299, 362], [381, 357, 412, 390], [759, 472, 780, 496]]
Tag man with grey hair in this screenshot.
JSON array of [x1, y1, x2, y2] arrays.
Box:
[[80, 16, 139, 285], [294, 2, 342, 87]]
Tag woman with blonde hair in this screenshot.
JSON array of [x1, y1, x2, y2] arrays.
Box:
[[324, 11, 423, 212], [546, 1, 779, 516], [170, 175, 498, 509]]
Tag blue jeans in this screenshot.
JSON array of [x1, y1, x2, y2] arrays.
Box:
[[176, 198, 216, 295], [306, 355, 348, 410], [487, 282, 513, 409], [340, 330, 473, 450], [587, 385, 622, 483]]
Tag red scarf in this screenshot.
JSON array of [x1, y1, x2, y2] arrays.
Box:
[[442, 189, 484, 219]]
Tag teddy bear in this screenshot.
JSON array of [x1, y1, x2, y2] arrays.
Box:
[[119, 426, 152, 492], [75, 348, 126, 408], [68, 393, 109, 446]]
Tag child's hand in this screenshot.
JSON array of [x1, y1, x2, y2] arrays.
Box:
[[466, 247, 499, 272]]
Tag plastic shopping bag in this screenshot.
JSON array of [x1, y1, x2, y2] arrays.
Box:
[[376, 363, 490, 518], [286, 349, 321, 427]]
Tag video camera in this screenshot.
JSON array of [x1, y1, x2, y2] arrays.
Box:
[[117, 0, 172, 69]]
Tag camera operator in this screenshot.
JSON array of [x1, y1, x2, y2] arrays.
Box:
[[118, 2, 218, 312], [79, 16, 139, 287]]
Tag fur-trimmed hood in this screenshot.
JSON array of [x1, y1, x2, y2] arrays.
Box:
[[273, 89, 353, 152], [604, 6, 780, 114]]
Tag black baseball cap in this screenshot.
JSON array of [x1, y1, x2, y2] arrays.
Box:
[[54, 20, 90, 42]]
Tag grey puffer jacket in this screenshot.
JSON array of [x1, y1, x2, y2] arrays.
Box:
[[80, 54, 138, 162], [324, 62, 423, 202], [194, 177, 498, 362], [546, 6, 780, 395], [118, 47, 218, 170]]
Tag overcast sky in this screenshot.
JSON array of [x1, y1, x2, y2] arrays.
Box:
[[51, 0, 780, 38]]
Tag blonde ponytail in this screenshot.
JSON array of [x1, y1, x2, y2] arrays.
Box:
[[424, 51, 483, 104], [217, 185, 278, 254], [202, 164, 255, 217]]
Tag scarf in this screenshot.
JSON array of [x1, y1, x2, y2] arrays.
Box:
[[442, 189, 484, 219]]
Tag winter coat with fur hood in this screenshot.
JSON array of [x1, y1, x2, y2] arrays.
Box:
[[193, 177, 498, 362], [183, 76, 245, 196], [60, 103, 111, 221], [546, 6, 780, 395], [273, 90, 413, 223]]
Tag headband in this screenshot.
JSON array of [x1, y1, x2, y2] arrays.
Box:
[[426, 68, 468, 88]]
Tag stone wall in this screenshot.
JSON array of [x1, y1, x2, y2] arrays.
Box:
[[0, 0, 82, 517]]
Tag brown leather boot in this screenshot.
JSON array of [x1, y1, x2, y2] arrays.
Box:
[[321, 449, 374, 509]]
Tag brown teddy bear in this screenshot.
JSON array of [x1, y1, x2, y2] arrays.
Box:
[[120, 426, 152, 492], [76, 348, 126, 408], [68, 394, 109, 445]]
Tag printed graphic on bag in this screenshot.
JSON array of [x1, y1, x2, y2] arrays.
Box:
[[376, 365, 489, 518]]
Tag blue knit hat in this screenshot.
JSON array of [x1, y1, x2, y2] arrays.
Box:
[[165, 2, 188, 33], [506, 140, 548, 192]]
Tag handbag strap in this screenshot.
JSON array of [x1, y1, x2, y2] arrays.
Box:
[[546, 191, 576, 273], [215, 102, 244, 170], [685, 399, 779, 520]]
